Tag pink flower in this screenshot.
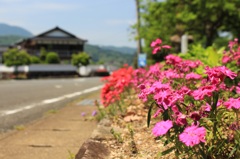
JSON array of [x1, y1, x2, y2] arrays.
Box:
[[150, 38, 171, 54], [205, 66, 237, 85], [153, 108, 163, 118], [165, 54, 182, 65], [162, 45, 171, 49], [163, 69, 183, 79], [222, 55, 231, 64], [179, 125, 206, 147], [191, 85, 216, 100], [152, 120, 173, 137], [175, 113, 187, 126], [219, 66, 237, 80], [152, 47, 161, 54], [236, 86, 240, 94], [154, 90, 173, 109], [202, 103, 211, 112], [223, 97, 240, 109], [185, 72, 202, 80], [151, 38, 162, 47], [228, 39, 238, 50]]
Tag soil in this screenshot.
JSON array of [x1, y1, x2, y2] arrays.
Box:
[[100, 94, 175, 159]]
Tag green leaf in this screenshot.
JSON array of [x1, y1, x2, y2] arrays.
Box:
[[159, 146, 175, 156], [147, 102, 154, 128], [229, 147, 237, 158], [207, 47, 220, 67]]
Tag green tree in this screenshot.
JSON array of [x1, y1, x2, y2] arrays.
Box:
[[39, 47, 48, 62], [135, 0, 240, 63], [30, 55, 41, 64], [45, 52, 60, 64], [3, 48, 31, 77], [71, 52, 90, 67]]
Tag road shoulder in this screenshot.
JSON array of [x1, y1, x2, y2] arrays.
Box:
[[0, 91, 100, 159]]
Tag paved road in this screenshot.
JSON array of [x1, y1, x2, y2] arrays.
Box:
[[0, 77, 103, 131]]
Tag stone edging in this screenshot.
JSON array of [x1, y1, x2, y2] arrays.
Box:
[[75, 119, 113, 159]]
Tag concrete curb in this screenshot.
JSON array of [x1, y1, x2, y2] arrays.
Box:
[[75, 119, 113, 159]]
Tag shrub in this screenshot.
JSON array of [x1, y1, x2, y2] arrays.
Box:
[[45, 52, 60, 64]]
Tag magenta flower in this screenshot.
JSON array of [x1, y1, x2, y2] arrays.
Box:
[[162, 45, 171, 49], [151, 38, 162, 47], [205, 66, 237, 85], [152, 47, 161, 54], [152, 120, 173, 137], [201, 103, 211, 112], [154, 90, 178, 109], [185, 72, 202, 80], [223, 97, 240, 109], [165, 54, 182, 65], [191, 85, 216, 100], [222, 55, 231, 64], [151, 38, 171, 54], [179, 125, 206, 147], [175, 113, 187, 126], [236, 86, 240, 94], [219, 66, 237, 80], [153, 108, 163, 118], [228, 38, 238, 50], [163, 69, 183, 79]]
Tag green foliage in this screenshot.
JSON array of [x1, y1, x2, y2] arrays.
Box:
[[136, 0, 240, 62], [3, 48, 31, 66], [110, 128, 124, 143], [39, 47, 48, 62], [85, 44, 135, 66], [71, 52, 90, 66], [179, 44, 224, 67], [30, 55, 41, 64], [45, 52, 60, 64]]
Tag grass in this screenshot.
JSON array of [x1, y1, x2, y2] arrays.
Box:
[[14, 125, 25, 131]]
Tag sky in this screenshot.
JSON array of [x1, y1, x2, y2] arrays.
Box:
[[0, 0, 137, 47]]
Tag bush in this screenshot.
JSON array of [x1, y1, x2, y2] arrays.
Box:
[[71, 52, 90, 66], [45, 52, 60, 64]]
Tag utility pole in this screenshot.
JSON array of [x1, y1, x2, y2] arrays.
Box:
[[135, 0, 143, 60]]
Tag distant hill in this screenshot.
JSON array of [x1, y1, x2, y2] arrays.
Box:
[[0, 35, 25, 45], [85, 44, 135, 66], [100, 46, 136, 55], [0, 23, 33, 37]]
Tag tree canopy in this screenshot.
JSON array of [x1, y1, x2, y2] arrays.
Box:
[[136, 0, 240, 63], [71, 52, 90, 67], [45, 52, 60, 64], [3, 48, 31, 67]]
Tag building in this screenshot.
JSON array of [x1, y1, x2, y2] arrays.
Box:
[[15, 26, 87, 62]]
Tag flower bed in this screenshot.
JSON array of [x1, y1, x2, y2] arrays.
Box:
[[99, 39, 240, 158]]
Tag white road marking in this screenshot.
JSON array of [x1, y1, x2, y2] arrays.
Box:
[[0, 85, 103, 117], [55, 85, 62, 88]]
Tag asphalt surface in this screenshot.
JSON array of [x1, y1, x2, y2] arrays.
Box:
[[0, 77, 103, 131], [0, 90, 100, 159]]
